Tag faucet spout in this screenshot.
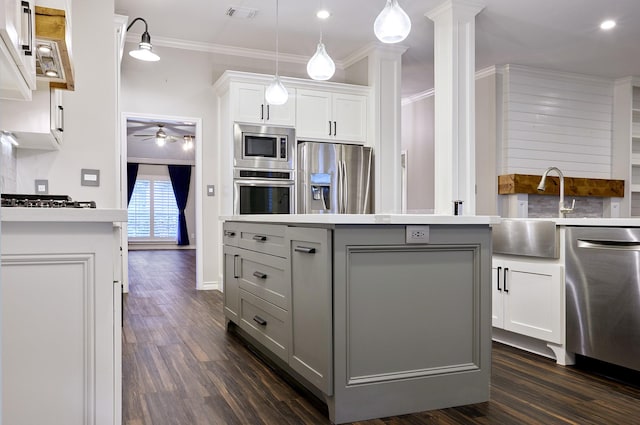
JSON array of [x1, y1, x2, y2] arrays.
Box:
[[538, 167, 574, 218]]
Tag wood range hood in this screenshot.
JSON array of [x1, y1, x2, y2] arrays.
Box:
[[35, 6, 74, 91]]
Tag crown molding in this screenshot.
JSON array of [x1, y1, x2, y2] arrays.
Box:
[[341, 42, 409, 69], [124, 34, 357, 68], [401, 88, 435, 106]]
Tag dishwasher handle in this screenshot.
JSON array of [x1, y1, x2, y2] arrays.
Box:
[[577, 239, 640, 251]]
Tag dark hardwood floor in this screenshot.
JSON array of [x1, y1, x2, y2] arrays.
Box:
[[123, 250, 640, 425]]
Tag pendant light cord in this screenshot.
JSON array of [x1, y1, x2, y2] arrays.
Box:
[[275, 0, 280, 77]]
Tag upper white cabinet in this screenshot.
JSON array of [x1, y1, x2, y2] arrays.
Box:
[[296, 89, 367, 142], [0, 0, 37, 100], [492, 256, 563, 344], [0, 81, 64, 149], [232, 81, 295, 126]]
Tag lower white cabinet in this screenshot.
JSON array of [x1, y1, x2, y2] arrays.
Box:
[[1, 212, 124, 425], [492, 256, 563, 344]]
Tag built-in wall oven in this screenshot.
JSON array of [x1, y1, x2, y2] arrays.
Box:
[[233, 169, 294, 215], [234, 123, 295, 170]]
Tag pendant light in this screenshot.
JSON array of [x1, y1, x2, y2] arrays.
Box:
[[374, 0, 411, 44], [126, 17, 160, 62], [307, 31, 335, 81], [265, 0, 289, 105]]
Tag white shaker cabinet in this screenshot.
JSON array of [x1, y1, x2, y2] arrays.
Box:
[[232, 81, 295, 126], [296, 89, 367, 142], [0, 0, 36, 99], [492, 256, 563, 344], [1, 209, 126, 425], [0, 82, 63, 149]]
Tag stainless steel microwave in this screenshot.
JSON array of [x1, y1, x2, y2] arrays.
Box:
[[233, 123, 295, 170]]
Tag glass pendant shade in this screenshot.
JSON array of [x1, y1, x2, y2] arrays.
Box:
[[265, 76, 288, 105], [374, 0, 411, 44], [307, 42, 335, 81]]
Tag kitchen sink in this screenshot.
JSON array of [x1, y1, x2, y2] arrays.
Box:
[[492, 219, 559, 258]]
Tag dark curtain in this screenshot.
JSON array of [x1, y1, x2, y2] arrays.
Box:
[[168, 165, 191, 246], [127, 162, 139, 205]]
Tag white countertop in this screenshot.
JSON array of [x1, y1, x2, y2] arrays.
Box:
[[222, 214, 501, 225], [1, 207, 128, 223], [499, 217, 640, 227]]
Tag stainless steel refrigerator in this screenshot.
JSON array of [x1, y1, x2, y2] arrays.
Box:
[[297, 141, 373, 214]]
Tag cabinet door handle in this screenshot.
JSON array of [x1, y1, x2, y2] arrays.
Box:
[[58, 105, 64, 132], [252, 235, 267, 242], [224, 230, 236, 237], [266, 104, 270, 121], [329, 120, 332, 136], [253, 271, 267, 279], [294, 246, 316, 254], [233, 254, 240, 278], [253, 315, 267, 326], [333, 121, 337, 136], [503, 267, 509, 293], [261, 104, 264, 120], [21, 1, 33, 56], [496, 266, 502, 291]]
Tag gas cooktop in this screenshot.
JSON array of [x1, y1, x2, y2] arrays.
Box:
[[1, 194, 96, 209]]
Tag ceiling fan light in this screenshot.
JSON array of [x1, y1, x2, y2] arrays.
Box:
[[307, 42, 335, 81], [374, 0, 411, 44], [265, 75, 289, 105], [155, 136, 166, 147]]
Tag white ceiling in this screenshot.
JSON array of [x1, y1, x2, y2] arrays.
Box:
[[114, 0, 640, 97]]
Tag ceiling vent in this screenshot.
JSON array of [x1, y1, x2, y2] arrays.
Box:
[[225, 6, 258, 19]]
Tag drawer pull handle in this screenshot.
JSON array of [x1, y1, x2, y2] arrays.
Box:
[[224, 231, 236, 237], [294, 246, 316, 254], [253, 235, 267, 242], [253, 315, 267, 326], [253, 271, 267, 279]]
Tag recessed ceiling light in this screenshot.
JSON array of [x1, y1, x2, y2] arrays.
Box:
[[600, 19, 616, 30], [316, 10, 330, 20]]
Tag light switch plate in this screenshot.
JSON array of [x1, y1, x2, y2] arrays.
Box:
[[207, 185, 215, 196], [81, 169, 100, 187], [35, 179, 49, 195]]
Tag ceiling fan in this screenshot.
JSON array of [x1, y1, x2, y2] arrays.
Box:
[[134, 124, 195, 150]]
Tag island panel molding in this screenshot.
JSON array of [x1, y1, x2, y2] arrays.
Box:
[[498, 174, 624, 197]]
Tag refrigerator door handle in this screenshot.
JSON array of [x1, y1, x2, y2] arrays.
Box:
[[342, 160, 348, 213], [337, 160, 343, 213]]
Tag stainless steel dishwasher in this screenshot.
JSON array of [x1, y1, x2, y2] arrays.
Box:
[[565, 226, 640, 371]]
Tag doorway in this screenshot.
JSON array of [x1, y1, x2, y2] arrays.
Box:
[[119, 112, 204, 292]]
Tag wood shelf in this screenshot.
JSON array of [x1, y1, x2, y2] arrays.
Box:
[[498, 174, 625, 197]]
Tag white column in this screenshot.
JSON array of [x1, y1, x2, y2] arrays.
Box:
[[426, 0, 484, 215], [367, 45, 407, 213]]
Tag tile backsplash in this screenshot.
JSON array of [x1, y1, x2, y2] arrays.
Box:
[[528, 195, 603, 218], [0, 140, 17, 193]]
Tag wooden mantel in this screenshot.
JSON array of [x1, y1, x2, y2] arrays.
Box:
[[498, 174, 625, 197]]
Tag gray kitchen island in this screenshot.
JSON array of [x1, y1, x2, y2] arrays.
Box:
[[222, 214, 498, 424]]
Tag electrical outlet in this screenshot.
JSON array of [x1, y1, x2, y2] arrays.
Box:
[[406, 225, 429, 244]]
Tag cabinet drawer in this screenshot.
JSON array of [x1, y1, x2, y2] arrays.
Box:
[[238, 249, 288, 310], [239, 289, 288, 362], [236, 223, 286, 257], [223, 222, 241, 247]]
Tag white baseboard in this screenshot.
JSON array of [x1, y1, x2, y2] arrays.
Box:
[[200, 281, 220, 291], [492, 327, 556, 360]]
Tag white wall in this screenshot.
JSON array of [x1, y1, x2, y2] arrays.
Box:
[[16, 0, 117, 207], [127, 163, 196, 250], [476, 72, 499, 216], [502, 65, 613, 178], [401, 94, 435, 213]]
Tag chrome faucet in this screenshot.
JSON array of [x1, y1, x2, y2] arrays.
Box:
[[537, 167, 575, 218]]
